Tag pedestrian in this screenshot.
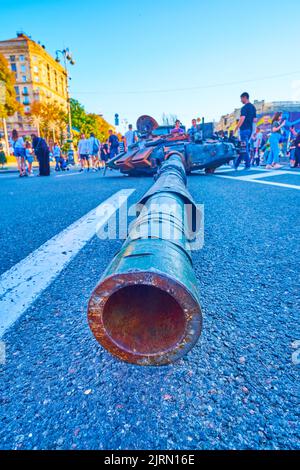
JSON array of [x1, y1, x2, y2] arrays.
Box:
[[108, 129, 119, 159], [100, 142, 109, 167], [25, 141, 34, 176], [0, 139, 7, 167], [188, 119, 199, 142], [60, 155, 69, 171], [251, 127, 263, 166], [53, 142, 62, 171], [171, 120, 184, 135], [287, 125, 297, 166], [124, 124, 136, 150], [294, 132, 300, 168], [11, 129, 26, 177], [88, 132, 100, 172], [31, 134, 50, 176], [77, 133, 91, 172], [119, 136, 126, 153], [234, 92, 257, 170], [265, 112, 285, 169]]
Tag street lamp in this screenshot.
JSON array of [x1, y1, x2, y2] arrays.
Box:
[[55, 48, 75, 162]]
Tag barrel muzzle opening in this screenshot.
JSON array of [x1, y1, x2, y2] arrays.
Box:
[[88, 272, 202, 365]]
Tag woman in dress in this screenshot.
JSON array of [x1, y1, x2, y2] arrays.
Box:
[[31, 134, 50, 176]]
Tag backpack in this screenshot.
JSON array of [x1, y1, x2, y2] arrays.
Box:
[[92, 137, 99, 154]]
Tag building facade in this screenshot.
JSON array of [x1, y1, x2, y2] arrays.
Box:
[[0, 32, 68, 135]]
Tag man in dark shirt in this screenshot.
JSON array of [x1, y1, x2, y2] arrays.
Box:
[[234, 92, 257, 169], [108, 129, 119, 159]]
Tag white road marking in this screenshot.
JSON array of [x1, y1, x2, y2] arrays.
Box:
[[0, 189, 135, 338], [215, 174, 300, 190], [237, 170, 289, 180], [55, 172, 83, 178]]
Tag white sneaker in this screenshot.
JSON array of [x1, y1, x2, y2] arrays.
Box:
[[273, 164, 282, 169], [265, 165, 273, 169]]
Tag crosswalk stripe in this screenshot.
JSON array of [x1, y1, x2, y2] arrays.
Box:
[[215, 174, 300, 190], [0, 189, 135, 338]]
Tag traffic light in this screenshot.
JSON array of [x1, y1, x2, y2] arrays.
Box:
[[115, 113, 119, 126]]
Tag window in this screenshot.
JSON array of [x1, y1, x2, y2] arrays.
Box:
[[22, 76, 27, 82], [23, 97, 30, 105], [19, 55, 25, 62], [16, 96, 20, 102], [21, 65, 26, 73], [23, 87, 28, 95], [35, 77, 39, 82], [14, 86, 20, 95], [11, 63, 17, 72], [33, 66, 39, 73], [25, 106, 30, 113], [9, 55, 15, 62]]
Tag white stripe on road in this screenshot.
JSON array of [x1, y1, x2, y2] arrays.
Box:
[[236, 170, 289, 180], [215, 174, 300, 190], [55, 172, 83, 178], [0, 189, 135, 338]]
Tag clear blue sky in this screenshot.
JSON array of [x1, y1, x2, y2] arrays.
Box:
[[2, 0, 300, 128]]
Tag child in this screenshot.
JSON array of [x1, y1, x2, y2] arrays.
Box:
[[59, 154, 69, 171], [53, 142, 62, 171], [25, 141, 34, 176]]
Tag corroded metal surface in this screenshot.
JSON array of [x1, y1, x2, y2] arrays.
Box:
[[88, 154, 203, 365]]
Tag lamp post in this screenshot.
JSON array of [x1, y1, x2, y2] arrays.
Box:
[[55, 48, 75, 163]]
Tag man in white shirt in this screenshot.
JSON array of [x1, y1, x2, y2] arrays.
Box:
[[77, 134, 91, 172], [124, 124, 136, 151]]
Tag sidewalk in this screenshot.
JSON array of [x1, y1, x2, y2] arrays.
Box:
[[0, 166, 19, 174], [0, 162, 51, 174]]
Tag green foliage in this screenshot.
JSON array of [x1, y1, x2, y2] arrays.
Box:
[[70, 98, 111, 143], [0, 53, 22, 118]]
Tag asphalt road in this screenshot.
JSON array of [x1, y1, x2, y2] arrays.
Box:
[[0, 166, 299, 450]]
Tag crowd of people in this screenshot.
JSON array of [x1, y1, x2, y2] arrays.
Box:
[[186, 92, 300, 170], [10, 130, 51, 177], [76, 125, 137, 173], [5, 125, 137, 177], [5, 92, 300, 177]]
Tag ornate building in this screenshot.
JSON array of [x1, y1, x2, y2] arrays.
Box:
[[0, 32, 68, 135]]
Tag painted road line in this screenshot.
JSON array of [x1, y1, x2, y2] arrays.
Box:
[[0, 188, 135, 338], [237, 170, 289, 180], [215, 174, 300, 190], [55, 172, 83, 178]]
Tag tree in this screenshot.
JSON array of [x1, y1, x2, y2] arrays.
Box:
[[70, 98, 86, 131], [161, 113, 178, 126], [0, 53, 22, 119], [70, 98, 111, 142], [29, 101, 67, 140]]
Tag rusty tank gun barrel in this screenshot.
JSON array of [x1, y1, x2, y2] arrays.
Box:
[[88, 153, 203, 365]]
